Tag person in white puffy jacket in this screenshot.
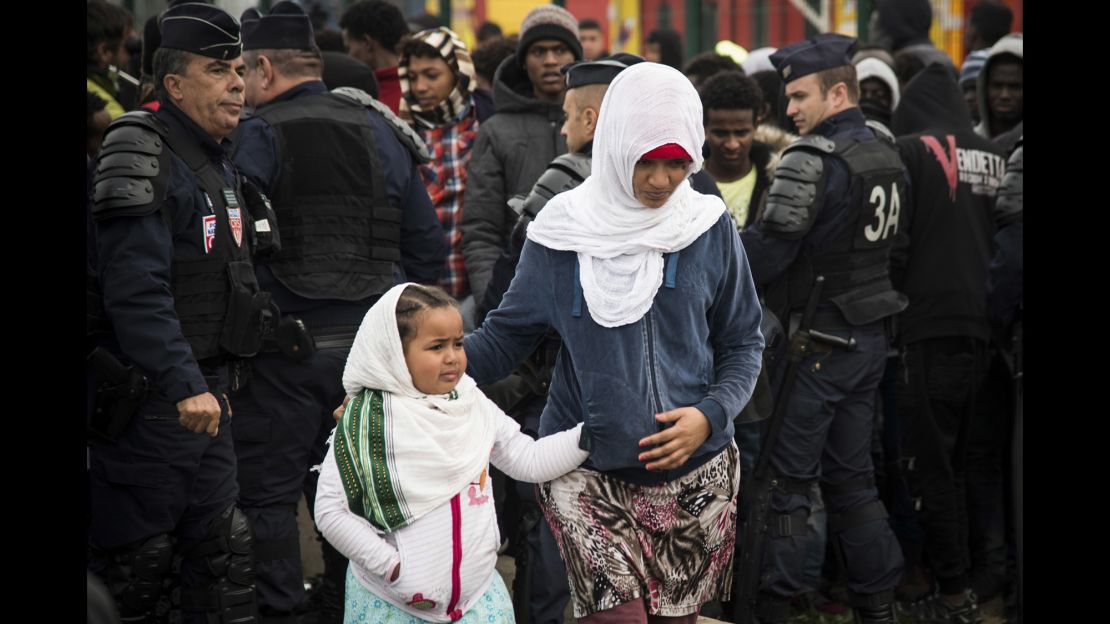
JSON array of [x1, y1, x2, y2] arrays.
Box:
[[315, 282, 588, 623]]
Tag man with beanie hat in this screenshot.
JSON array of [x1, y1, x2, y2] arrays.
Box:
[[230, 3, 445, 621], [461, 4, 581, 311], [736, 33, 907, 624], [87, 4, 265, 622], [959, 49, 990, 125]]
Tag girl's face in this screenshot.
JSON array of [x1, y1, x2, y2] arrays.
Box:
[[403, 306, 466, 395], [407, 55, 457, 111]]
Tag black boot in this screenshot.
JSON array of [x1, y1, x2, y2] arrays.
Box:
[[315, 540, 347, 624], [854, 601, 897, 624], [852, 590, 898, 624], [900, 589, 984, 624]]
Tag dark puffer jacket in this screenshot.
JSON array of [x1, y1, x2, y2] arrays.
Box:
[[462, 56, 568, 303]]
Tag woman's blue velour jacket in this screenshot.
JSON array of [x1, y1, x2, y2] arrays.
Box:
[[464, 211, 765, 485]]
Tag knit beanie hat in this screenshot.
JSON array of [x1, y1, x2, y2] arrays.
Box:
[[960, 49, 989, 86], [515, 5, 583, 67]]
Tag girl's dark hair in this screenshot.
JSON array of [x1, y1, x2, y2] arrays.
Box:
[[396, 284, 459, 346]]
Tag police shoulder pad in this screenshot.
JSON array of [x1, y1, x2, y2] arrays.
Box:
[[548, 151, 592, 183], [865, 120, 896, 146], [521, 152, 592, 219], [329, 86, 432, 164], [761, 146, 825, 238], [784, 134, 836, 156], [92, 111, 171, 223]]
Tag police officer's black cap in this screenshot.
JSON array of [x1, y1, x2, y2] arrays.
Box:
[[242, 1, 316, 51], [562, 53, 645, 89], [240, 8, 262, 43], [770, 33, 859, 83], [160, 3, 242, 60]]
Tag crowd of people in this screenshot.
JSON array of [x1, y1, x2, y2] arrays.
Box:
[[86, 1, 1023, 624]]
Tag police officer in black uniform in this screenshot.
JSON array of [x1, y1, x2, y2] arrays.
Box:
[[228, 4, 446, 622], [738, 34, 906, 623], [88, 5, 267, 623]]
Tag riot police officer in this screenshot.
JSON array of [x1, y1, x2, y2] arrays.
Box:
[[228, 3, 445, 621], [88, 5, 267, 623], [737, 34, 907, 624]]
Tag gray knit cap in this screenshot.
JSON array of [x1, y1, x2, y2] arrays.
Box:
[[959, 49, 990, 86], [515, 5, 583, 66]]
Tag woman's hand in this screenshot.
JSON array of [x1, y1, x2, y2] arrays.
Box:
[[637, 407, 711, 471]]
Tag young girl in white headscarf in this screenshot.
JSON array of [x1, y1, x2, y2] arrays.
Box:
[[314, 283, 588, 623], [464, 62, 766, 622]]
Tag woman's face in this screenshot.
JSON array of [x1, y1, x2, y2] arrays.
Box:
[[632, 158, 689, 208], [407, 55, 457, 110]]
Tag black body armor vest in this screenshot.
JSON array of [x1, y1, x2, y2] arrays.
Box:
[[255, 93, 399, 301], [777, 137, 909, 326], [93, 111, 270, 361]]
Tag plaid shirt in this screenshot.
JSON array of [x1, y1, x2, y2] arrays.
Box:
[[416, 108, 480, 299]]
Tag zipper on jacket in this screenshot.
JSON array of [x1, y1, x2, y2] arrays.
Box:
[[572, 260, 583, 317], [645, 309, 664, 418], [446, 494, 463, 621]]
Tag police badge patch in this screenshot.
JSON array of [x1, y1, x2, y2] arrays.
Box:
[[203, 215, 217, 253], [223, 189, 243, 248], [228, 207, 243, 248]]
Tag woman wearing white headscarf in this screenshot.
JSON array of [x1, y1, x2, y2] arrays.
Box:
[[465, 62, 765, 622]]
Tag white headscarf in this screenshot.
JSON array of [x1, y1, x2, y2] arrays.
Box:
[[339, 283, 497, 531], [526, 62, 726, 328]]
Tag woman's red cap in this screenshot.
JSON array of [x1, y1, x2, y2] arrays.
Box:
[[639, 143, 692, 161]]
